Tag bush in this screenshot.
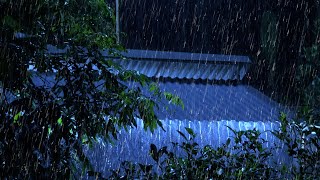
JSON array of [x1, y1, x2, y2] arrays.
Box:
[[108, 128, 275, 179], [272, 113, 320, 179], [107, 115, 320, 179]]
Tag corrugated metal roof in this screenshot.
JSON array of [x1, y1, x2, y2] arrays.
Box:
[[113, 59, 249, 81], [86, 80, 294, 174], [112, 50, 293, 121], [45, 45, 251, 81], [126, 81, 293, 122], [111, 49, 251, 81], [28, 45, 290, 122]]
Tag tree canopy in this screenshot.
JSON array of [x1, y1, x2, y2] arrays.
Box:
[[0, 0, 179, 178]]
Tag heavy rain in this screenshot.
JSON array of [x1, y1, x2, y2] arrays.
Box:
[[0, 0, 319, 179]]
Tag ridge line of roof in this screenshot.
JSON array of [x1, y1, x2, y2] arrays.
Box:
[[46, 45, 251, 63], [118, 49, 251, 63]]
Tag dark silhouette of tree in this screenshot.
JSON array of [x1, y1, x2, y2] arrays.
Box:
[[0, 0, 175, 178]]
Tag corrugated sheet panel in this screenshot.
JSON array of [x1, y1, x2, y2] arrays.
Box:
[[114, 59, 250, 81], [126, 81, 294, 122], [45, 45, 251, 81]]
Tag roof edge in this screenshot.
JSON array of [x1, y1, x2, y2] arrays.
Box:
[[109, 49, 251, 64], [45, 45, 251, 63]]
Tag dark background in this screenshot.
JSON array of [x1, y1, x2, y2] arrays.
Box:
[[118, 0, 315, 54], [111, 0, 320, 105]]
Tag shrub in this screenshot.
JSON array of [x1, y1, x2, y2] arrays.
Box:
[[272, 113, 320, 179], [109, 127, 277, 179], [107, 115, 320, 179]]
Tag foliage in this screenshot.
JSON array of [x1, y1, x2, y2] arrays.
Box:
[[109, 127, 277, 179], [297, 16, 320, 125], [259, 11, 279, 92], [249, 3, 320, 110], [108, 115, 320, 180], [255, 6, 320, 125], [0, 0, 182, 178], [272, 113, 320, 179]]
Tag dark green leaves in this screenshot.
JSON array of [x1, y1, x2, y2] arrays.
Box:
[[57, 117, 63, 126], [177, 130, 188, 141], [13, 111, 22, 124], [2, 15, 20, 30], [185, 127, 195, 137], [0, 0, 168, 178], [164, 92, 184, 110]]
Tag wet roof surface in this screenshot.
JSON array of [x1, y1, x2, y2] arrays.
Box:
[[26, 46, 290, 122], [112, 49, 251, 81], [28, 74, 291, 122], [114, 59, 249, 81], [46, 45, 251, 81], [132, 81, 293, 122]]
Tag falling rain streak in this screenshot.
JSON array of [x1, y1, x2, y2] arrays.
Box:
[[1, 0, 320, 179]]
